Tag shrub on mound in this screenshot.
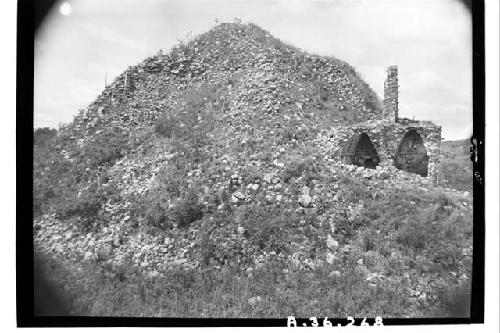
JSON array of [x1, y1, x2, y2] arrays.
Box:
[[154, 114, 178, 138], [235, 204, 299, 253], [282, 154, 318, 184], [54, 180, 121, 230], [132, 185, 205, 231], [172, 189, 204, 228], [80, 127, 129, 168]]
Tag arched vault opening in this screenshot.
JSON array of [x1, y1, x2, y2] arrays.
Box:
[[394, 130, 429, 177], [342, 132, 380, 169]]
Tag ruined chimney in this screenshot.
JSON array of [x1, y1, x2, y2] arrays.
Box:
[[383, 66, 399, 122]]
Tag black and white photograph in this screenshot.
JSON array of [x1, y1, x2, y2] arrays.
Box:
[[13, 0, 498, 326]]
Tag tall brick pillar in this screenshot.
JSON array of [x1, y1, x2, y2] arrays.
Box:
[[383, 66, 399, 122]]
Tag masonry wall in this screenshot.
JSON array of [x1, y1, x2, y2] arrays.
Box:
[[315, 119, 441, 181]]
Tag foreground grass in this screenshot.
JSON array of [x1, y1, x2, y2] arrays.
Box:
[[36, 248, 469, 318], [35, 255, 409, 318]]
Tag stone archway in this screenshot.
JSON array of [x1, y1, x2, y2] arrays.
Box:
[[342, 132, 380, 169], [395, 130, 429, 177]]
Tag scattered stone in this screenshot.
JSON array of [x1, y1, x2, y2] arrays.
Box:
[[329, 270, 341, 278], [237, 226, 245, 235], [298, 193, 312, 207], [378, 171, 390, 180], [366, 272, 385, 283], [83, 251, 93, 261], [341, 245, 351, 253], [326, 234, 339, 251], [248, 296, 262, 305], [263, 173, 273, 183], [326, 252, 336, 264], [173, 258, 188, 265], [249, 183, 259, 191]]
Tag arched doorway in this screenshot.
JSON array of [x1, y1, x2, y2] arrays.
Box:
[[342, 132, 380, 169], [395, 130, 429, 176]]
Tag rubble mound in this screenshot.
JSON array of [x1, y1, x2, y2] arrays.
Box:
[[34, 23, 472, 316], [67, 22, 381, 140]]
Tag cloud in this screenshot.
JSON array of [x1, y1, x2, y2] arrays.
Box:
[[413, 70, 450, 89], [78, 22, 150, 53]]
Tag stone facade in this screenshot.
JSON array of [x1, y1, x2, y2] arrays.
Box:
[[316, 66, 442, 181]]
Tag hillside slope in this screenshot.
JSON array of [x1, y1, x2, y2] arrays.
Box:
[[33, 23, 472, 318], [439, 139, 473, 193]]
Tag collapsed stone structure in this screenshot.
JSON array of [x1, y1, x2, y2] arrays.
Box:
[[318, 66, 441, 180]]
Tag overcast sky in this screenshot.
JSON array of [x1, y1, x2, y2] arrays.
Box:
[[34, 0, 472, 140]]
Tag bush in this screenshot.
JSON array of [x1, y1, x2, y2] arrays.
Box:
[[362, 232, 376, 252], [129, 189, 170, 231], [395, 218, 427, 250], [54, 180, 120, 230], [33, 180, 56, 217], [81, 127, 128, 168], [33, 131, 73, 217], [128, 167, 205, 231], [240, 166, 261, 185], [34, 127, 57, 147], [172, 189, 204, 228], [129, 174, 181, 231], [34, 127, 125, 219], [154, 114, 178, 138], [236, 204, 298, 253], [199, 228, 216, 267], [140, 199, 171, 231], [282, 155, 316, 183]]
